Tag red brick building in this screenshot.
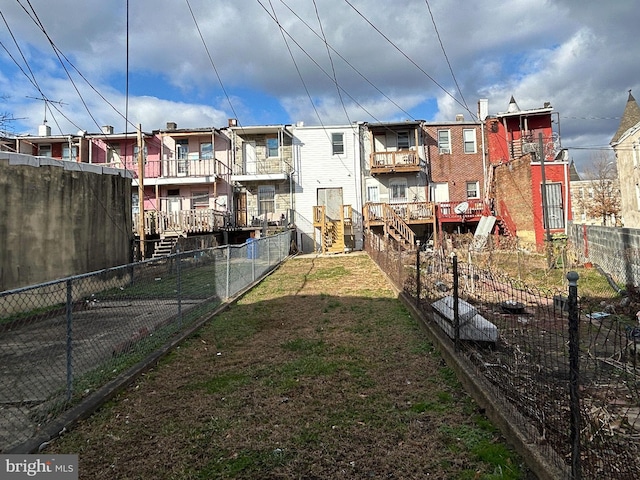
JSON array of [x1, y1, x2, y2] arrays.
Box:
[[424, 115, 487, 234], [486, 97, 571, 247]]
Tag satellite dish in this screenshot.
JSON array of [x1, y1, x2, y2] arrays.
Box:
[[453, 201, 469, 215]]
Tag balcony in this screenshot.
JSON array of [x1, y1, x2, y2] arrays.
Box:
[[370, 150, 421, 175], [364, 201, 435, 226], [231, 158, 292, 183], [133, 209, 229, 236], [508, 133, 560, 162], [125, 157, 219, 186], [437, 200, 485, 223]]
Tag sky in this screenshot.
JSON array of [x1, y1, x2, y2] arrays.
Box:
[[1, 0, 639, 174]]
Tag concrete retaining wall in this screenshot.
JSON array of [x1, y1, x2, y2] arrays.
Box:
[[0, 153, 134, 291], [568, 222, 640, 286]]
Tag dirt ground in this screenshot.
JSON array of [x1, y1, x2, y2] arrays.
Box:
[[45, 253, 528, 479]]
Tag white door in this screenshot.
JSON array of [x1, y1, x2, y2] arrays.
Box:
[[244, 141, 257, 174], [430, 183, 450, 203]]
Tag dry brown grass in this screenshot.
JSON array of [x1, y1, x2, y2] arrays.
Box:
[[46, 253, 529, 479]]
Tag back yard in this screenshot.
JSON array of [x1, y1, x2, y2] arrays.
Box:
[[46, 253, 530, 479]]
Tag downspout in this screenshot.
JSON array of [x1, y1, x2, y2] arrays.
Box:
[[564, 158, 569, 234]]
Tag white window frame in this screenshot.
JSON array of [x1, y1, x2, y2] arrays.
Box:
[[397, 131, 410, 150], [200, 142, 213, 160], [266, 137, 279, 158], [437, 130, 451, 154], [389, 178, 408, 204], [463, 129, 477, 154], [38, 144, 52, 157], [62, 144, 77, 161], [466, 181, 480, 199], [258, 185, 276, 215], [331, 132, 344, 155]]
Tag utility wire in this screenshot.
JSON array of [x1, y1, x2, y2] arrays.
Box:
[[279, 0, 415, 122], [312, 0, 352, 126], [185, 0, 242, 127], [343, 0, 476, 120], [424, 0, 469, 114]]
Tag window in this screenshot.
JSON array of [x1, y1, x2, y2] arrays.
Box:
[[331, 133, 344, 155], [266, 138, 279, 157], [176, 139, 189, 159], [258, 185, 275, 215], [192, 191, 209, 209], [437, 130, 450, 154], [389, 178, 408, 203], [38, 144, 52, 157], [466, 181, 479, 199], [176, 139, 188, 174], [463, 129, 477, 154], [133, 145, 147, 162], [200, 142, 213, 160], [633, 142, 638, 168], [636, 184, 640, 211], [397, 131, 410, 150], [62, 144, 77, 161]]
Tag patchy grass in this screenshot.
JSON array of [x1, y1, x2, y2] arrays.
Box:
[[46, 253, 530, 479]]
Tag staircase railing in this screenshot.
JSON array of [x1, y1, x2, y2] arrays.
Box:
[[383, 204, 415, 246], [499, 200, 517, 236]]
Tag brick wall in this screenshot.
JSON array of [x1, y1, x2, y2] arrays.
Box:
[[423, 123, 485, 202], [494, 156, 536, 244]]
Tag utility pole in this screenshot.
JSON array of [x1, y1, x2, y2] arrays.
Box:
[[137, 124, 146, 260], [539, 133, 553, 268]]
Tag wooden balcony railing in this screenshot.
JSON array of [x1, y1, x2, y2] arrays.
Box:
[[437, 200, 485, 221], [133, 209, 229, 236], [370, 150, 420, 174], [364, 202, 435, 224]]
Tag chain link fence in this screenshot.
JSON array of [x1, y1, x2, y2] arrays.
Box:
[[0, 230, 293, 453], [366, 231, 640, 479]]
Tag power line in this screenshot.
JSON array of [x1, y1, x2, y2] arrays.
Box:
[[278, 0, 415, 121], [185, 0, 242, 127], [424, 0, 469, 113], [342, 0, 476, 121]]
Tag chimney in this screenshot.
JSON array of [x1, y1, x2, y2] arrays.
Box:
[[38, 124, 51, 136], [228, 118, 238, 127], [166, 122, 177, 130], [102, 125, 114, 135], [456, 114, 464, 122], [478, 99, 489, 121]]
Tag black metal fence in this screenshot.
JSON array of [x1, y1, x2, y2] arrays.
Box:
[[0, 231, 292, 453], [366, 232, 640, 479]]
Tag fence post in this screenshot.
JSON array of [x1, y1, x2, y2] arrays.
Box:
[[451, 252, 460, 351], [567, 270, 581, 480], [225, 245, 231, 300], [176, 247, 182, 329], [416, 241, 421, 306], [65, 279, 73, 402]]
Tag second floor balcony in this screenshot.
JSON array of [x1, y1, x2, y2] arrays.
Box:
[[231, 157, 292, 183], [370, 149, 421, 175], [124, 157, 221, 186]]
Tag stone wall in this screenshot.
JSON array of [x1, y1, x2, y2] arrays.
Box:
[[0, 153, 133, 291]]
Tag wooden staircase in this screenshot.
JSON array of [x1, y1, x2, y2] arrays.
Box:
[[382, 204, 415, 246], [313, 205, 351, 254], [152, 232, 181, 259]]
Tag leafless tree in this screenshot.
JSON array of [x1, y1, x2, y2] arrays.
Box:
[[578, 152, 621, 226]]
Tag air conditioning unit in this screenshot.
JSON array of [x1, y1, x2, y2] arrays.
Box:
[[439, 148, 450, 155]]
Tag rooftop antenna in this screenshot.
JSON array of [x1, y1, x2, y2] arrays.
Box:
[[26, 96, 67, 124]]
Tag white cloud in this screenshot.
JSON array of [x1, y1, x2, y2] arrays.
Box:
[[1, 0, 639, 171]]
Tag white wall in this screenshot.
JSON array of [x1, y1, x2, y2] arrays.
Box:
[[290, 124, 364, 253]]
